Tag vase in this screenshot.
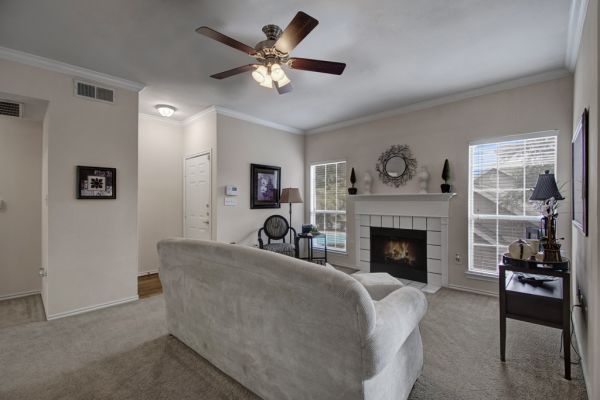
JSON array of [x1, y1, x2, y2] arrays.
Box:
[[441, 183, 451, 193], [348, 187, 357, 195]]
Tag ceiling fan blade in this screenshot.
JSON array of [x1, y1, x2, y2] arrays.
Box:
[[289, 58, 346, 75], [196, 26, 257, 55], [274, 81, 293, 94], [210, 64, 257, 79], [274, 12, 318, 54]]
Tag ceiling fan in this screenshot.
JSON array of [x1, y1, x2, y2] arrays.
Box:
[[196, 11, 346, 94]]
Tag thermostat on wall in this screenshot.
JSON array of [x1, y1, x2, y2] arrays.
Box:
[[225, 185, 239, 196]]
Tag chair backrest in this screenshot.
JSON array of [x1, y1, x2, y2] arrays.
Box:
[[263, 215, 289, 240]]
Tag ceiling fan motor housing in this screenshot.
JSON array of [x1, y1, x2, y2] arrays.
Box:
[[255, 26, 289, 67]]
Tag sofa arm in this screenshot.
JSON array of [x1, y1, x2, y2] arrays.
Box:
[[363, 286, 427, 377], [352, 272, 404, 301]]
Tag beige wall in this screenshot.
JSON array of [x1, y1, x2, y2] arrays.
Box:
[[183, 110, 218, 239], [0, 58, 139, 318], [571, 0, 599, 396], [305, 76, 573, 294], [0, 116, 42, 298], [216, 114, 305, 245], [138, 116, 183, 274]]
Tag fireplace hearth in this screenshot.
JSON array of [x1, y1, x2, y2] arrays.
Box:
[[370, 227, 427, 283]]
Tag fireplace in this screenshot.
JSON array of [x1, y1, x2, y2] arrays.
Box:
[[370, 227, 427, 283]]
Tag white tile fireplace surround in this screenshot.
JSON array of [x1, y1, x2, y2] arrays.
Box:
[[351, 193, 456, 293]]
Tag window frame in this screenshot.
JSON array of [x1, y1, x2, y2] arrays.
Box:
[[309, 159, 348, 254], [467, 131, 559, 276]]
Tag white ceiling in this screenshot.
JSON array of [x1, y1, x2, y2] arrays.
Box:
[[0, 0, 573, 131]]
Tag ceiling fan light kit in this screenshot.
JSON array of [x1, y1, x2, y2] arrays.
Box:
[[196, 11, 346, 94]]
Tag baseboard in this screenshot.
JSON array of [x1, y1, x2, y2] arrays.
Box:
[[46, 295, 139, 320], [446, 284, 498, 297], [138, 269, 159, 277], [572, 307, 591, 396], [0, 289, 41, 301]]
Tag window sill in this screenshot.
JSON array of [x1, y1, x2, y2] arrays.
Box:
[[316, 248, 347, 256], [465, 270, 498, 282]]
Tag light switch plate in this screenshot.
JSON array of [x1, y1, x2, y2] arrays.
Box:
[[224, 197, 237, 206]]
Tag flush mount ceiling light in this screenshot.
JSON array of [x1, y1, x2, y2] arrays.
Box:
[[196, 11, 346, 95], [155, 104, 176, 117]]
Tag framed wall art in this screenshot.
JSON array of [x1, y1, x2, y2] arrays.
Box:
[[76, 166, 117, 199], [572, 108, 588, 235], [250, 164, 281, 209]]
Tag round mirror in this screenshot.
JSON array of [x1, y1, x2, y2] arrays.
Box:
[[376, 144, 417, 187], [385, 156, 406, 178]]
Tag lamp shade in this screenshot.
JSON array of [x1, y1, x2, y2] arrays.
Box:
[[280, 187, 303, 203], [530, 170, 564, 201]]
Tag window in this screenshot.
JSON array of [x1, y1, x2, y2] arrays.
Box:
[[468, 134, 558, 275], [310, 161, 347, 253]]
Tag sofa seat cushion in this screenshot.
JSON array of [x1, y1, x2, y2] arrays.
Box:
[[353, 272, 404, 301], [262, 242, 295, 256]]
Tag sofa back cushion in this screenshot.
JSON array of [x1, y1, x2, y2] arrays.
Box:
[[158, 239, 375, 400]]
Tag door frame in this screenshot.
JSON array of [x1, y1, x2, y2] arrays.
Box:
[[183, 149, 213, 240]]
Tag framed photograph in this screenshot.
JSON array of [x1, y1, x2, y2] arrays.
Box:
[[76, 166, 117, 199], [250, 164, 281, 209], [572, 108, 588, 235]]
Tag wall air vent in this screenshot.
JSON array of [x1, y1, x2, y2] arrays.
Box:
[[74, 80, 115, 104], [0, 100, 23, 117]]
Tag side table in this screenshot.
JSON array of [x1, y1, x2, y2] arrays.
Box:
[[499, 261, 571, 379], [295, 233, 327, 265]]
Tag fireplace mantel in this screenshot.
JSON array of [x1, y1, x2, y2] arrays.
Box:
[[349, 193, 456, 218], [351, 193, 456, 201]]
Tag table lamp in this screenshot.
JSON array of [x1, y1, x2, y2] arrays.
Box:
[[280, 188, 303, 242], [530, 170, 564, 262]]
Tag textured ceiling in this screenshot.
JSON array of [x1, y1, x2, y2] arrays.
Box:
[[0, 0, 572, 130]]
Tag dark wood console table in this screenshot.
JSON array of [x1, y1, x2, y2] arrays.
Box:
[[499, 261, 571, 379]]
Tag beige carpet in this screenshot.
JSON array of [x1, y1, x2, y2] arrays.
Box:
[[0, 294, 45, 329], [0, 289, 587, 399]]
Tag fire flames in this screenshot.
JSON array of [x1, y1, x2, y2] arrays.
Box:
[[384, 240, 416, 264]]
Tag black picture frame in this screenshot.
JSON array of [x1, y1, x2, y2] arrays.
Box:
[[572, 108, 588, 235], [76, 166, 117, 199], [250, 164, 281, 209]]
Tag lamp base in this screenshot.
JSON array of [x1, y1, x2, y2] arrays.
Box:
[[542, 243, 562, 263]]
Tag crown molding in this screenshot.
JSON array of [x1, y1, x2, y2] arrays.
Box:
[[182, 106, 217, 126], [214, 106, 304, 134], [0, 46, 145, 92], [139, 112, 184, 127], [565, 0, 589, 71], [306, 69, 571, 135]]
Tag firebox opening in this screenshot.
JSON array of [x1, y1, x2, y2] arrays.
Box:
[[370, 227, 427, 283]]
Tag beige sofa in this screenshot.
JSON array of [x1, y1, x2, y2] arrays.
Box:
[[158, 239, 427, 400]]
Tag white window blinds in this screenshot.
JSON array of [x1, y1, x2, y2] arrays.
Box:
[[310, 161, 347, 252], [468, 134, 558, 274]]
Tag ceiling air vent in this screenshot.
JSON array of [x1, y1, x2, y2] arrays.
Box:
[[0, 100, 23, 117], [74, 80, 115, 104]]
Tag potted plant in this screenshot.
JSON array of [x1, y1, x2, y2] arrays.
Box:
[[348, 167, 358, 195], [441, 159, 451, 193]]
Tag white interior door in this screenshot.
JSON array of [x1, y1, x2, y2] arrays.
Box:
[[184, 153, 211, 240]]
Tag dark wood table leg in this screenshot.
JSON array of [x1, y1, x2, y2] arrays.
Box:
[[499, 266, 506, 362], [563, 273, 571, 380]]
